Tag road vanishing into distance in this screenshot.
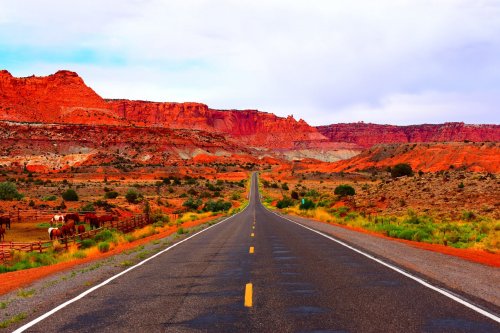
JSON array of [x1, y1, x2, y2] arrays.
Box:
[[16, 174, 500, 332]]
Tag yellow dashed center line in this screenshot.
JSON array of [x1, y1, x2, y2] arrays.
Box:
[[251, 233, 254, 237], [244, 283, 253, 307], [252, 226, 255, 229], [249, 246, 254, 254]]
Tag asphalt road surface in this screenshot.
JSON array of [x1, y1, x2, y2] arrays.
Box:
[[17, 174, 500, 332]]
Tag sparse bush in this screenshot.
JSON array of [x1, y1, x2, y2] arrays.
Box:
[[281, 183, 289, 191], [182, 197, 202, 211], [79, 202, 95, 213], [291, 191, 299, 200], [42, 195, 57, 201], [334, 184, 355, 197], [0, 182, 22, 200], [125, 188, 140, 204], [104, 191, 119, 199], [62, 189, 78, 201], [391, 163, 414, 178]]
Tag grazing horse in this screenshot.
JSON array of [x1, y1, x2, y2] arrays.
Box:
[[98, 214, 115, 226], [48, 227, 61, 240], [65, 213, 80, 224], [65, 220, 76, 235], [77, 225, 85, 234], [0, 227, 5, 242], [60, 225, 72, 237], [51, 214, 65, 226], [0, 216, 10, 230]]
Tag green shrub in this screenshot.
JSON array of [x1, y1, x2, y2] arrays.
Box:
[[80, 239, 96, 249], [203, 199, 232, 212], [334, 184, 356, 197], [299, 198, 315, 210], [94, 230, 113, 242], [276, 197, 294, 209], [42, 195, 57, 201], [98, 241, 110, 253], [391, 163, 414, 178], [0, 182, 22, 200], [104, 191, 119, 199], [62, 189, 79, 201], [281, 183, 289, 191], [177, 227, 185, 235]]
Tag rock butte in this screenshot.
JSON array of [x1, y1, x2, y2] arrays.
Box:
[[0, 69, 499, 172]]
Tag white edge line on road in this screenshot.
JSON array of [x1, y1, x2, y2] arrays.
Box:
[[270, 210, 500, 324], [13, 176, 255, 333]]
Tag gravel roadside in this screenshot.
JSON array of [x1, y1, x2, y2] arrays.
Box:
[[277, 211, 500, 312]]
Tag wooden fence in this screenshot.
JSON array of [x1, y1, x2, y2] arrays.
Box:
[[0, 214, 151, 263]]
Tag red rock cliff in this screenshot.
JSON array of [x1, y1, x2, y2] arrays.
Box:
[[317, 123, 500, 148], [106, 100, 327, 148]]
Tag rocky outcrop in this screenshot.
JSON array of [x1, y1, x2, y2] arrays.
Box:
[[317, 123, 500, 148]]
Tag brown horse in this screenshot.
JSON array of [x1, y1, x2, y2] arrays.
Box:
[[65, 213, 80, 224], [0, 227, 5, 242], [0, 216, 10, 230], [98, 214, 115, 226], [77, 225, 85, 234], [65, 220, 76, 235], [89, 217, 100, 230]]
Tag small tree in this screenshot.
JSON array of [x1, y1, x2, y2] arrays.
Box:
[[334, 184, 356, 197], [0, 181, 22, 200], [391, 163, 414, 178], [62, 189, 79, 201]]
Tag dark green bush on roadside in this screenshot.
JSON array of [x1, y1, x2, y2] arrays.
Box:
[[276, 197, 294, 209], [203, 200, 232, 212], [299, 198, 315, 210]]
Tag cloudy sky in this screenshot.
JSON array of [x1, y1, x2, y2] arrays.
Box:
[[1, 0, 499, 125]]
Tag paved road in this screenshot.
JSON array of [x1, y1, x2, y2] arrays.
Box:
[[17, 174, 500, 332]]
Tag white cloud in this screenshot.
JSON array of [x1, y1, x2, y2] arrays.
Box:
[[1, 0, 500, 125]]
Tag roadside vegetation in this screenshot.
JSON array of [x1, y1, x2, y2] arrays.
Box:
[[260, 170, 499, 253]]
